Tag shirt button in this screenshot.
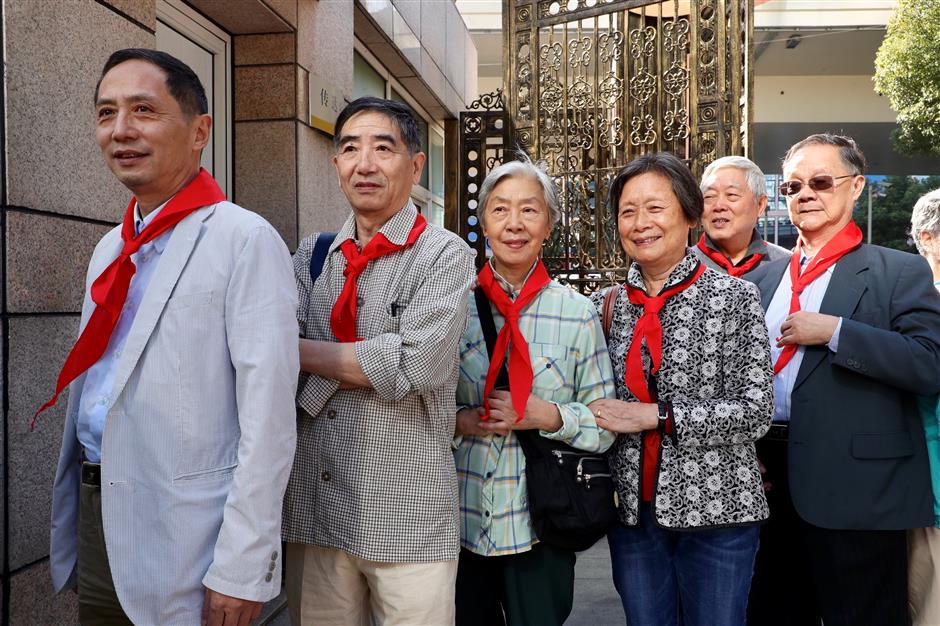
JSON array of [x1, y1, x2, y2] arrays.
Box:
[[326, 409, 337, 419], [265, 573, 273, 582], [98, 396, 108, 406], [268, 561, 276, 571], [484, 511, 490, 517], [321, 471, 331, 481], [545, 363, 552, 369], [271, 551, 278, 560], [356, 297, 364, 307], [485, 472, 493, 479]]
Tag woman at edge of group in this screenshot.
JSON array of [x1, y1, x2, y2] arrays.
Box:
[[452, 157, 617, 626], [588, 152, 774, 626], [908, 187, 940, 626]]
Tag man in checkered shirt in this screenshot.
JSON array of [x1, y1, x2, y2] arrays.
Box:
[[282, 96, 475, 625]]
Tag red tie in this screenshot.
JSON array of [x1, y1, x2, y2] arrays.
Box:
[[625, 261, 706, 500], [475, 260, 551, 422], [331, 213, 426, 342], [696, 234, 764, 278], [34, 169, 225, 427], [773, 220, 863, 374]]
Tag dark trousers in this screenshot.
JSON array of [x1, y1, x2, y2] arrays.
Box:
[[747, 438, 911, 626], [78, 472, 132, 626], [455, 543, 576, 626]]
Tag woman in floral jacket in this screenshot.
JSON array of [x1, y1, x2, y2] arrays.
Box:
[[589, 152, 774, 626]]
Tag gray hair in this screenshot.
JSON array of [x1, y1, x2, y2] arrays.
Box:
[[477, 157, 561, 229], [783, 133, 867, 176], [911, 188, 940, 256], [700, 156, 767, 199]]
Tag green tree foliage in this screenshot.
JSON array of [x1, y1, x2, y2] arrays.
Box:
[[874, 0, 940, 157], [854, 175, 940, 252]]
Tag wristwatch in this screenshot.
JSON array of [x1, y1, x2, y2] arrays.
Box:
[[657, 400, 669, 433]]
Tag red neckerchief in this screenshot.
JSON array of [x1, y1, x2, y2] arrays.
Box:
[[475, 260, 551, 421], [773, 220, 863, 374], [330, 213, 426, 342], [625, 261, 707, 501], [34, 168, 225, 427], [696, 234, 764, 278]]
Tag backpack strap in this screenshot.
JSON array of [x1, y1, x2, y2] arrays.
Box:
[[602, 285, 619, 340], [308, 232, 337, 285]]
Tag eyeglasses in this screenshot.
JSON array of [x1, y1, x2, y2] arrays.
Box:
[[778, 174, 854, 197]]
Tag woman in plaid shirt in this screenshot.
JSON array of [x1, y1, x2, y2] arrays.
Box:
[[452, 158, 617, 625]]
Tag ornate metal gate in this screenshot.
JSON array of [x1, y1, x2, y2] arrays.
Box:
[[457, 0, 753, 291]]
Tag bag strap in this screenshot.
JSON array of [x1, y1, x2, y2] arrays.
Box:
[[473, 287, 544, 457], [308, 232, 337, 285], [602, 285, 619, 340], [473, 287, 510, 390]]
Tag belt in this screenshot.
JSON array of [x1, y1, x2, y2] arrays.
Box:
[[81, 462, 101, 487], [764, 423, 789, 442]]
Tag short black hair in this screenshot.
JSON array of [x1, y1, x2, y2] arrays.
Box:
[[783, 133, 867, 175], [333, 97, 421, 155], [608, 152, 704, 224], [95, 48, 208, 118]]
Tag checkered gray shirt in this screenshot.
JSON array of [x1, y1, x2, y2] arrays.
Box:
[[282, 201, 475, 562]]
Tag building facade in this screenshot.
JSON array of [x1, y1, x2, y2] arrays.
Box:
[[0, 0, 476, 622]]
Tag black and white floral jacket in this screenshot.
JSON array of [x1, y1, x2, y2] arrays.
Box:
[[591, 251, 774, 529]]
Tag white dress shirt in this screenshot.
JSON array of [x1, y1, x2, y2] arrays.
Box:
[[765, 254, 843, 422], [76, 200, 173, 462]]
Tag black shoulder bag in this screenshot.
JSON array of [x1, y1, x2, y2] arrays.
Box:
[[473, 287, 617, 552]]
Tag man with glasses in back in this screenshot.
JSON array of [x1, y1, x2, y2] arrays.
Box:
[[749, 133, 940, 626]]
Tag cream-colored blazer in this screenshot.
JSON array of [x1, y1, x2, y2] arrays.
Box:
[[50, 201, 299, 625]]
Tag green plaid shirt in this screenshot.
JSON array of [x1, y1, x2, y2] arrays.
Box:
[[454, 272, 616, 556]]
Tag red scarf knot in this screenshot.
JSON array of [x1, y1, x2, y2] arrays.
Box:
[[696, 234, 764, 278], [330, 212, 426, 343], [33, 168, 226, 428], [772, 220, 863, 375], [475, 260, 551, 422]]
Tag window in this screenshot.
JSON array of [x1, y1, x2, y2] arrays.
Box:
[[354, 51, 386, 99], [156, 0, 232, 195]]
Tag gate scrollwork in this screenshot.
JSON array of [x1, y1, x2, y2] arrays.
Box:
[[456, 1, 752, 290]]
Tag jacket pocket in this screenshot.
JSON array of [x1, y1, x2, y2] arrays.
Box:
[[166, 290, 215, 311], [174, 463, 237, 483], [851, 431, 914, 459]]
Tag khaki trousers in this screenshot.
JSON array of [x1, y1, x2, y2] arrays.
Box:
[[77, 480, 132, 626], [286, 542, 457, 626], [909, 526, 940, 626]]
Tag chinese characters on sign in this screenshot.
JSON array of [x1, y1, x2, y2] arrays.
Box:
[[309, 74, 344, 135]]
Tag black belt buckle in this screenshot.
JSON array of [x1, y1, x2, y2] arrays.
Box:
[[765, 423, 789, 442], [81, 462, 101, 486]]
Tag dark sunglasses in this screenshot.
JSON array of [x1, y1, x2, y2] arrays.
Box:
[[778, 174, 855, 197]]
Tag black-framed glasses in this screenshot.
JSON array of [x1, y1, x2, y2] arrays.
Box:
[[778, 174, 855, 197]]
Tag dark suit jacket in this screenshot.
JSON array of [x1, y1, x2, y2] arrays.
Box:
[[753, 243, 940, 530]]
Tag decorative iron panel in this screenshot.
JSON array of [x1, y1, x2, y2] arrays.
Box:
[[501, 0, 753, 292], [457, 90, 515, 268]]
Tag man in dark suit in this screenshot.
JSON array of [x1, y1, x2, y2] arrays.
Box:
[[748, 134, 940, 626]]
